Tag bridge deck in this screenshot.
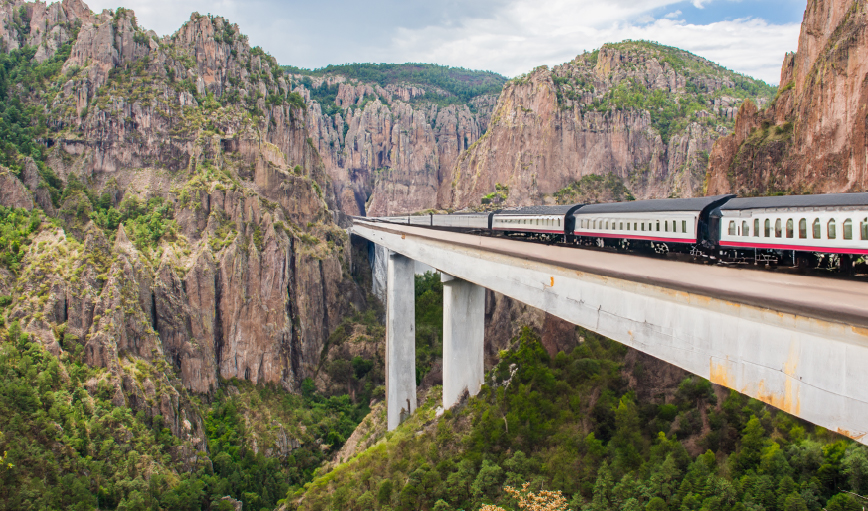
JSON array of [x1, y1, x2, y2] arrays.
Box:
[[357, 219, 868, 329]]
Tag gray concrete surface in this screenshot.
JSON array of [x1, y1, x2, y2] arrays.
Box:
[[441, 274, 485, 409], [354, 220, 868, 445], [386, 253, 417, 431]]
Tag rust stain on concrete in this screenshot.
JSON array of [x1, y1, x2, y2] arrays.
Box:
[[550, 276, 555, 287], [709, 359, 734, 388], [837, 428, 868, 441], [754, 379, 801, 417]]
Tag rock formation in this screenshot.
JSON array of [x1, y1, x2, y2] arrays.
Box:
[[706, 0, 868, 195], [444, 43, 774, 210], [298, 76, 499, 216], [0, 0, 366, 453]]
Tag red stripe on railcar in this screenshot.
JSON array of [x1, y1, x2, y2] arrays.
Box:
[[573, 231, 696, 244], [493, 228, 564, 234], [720, 240, 868, 255]]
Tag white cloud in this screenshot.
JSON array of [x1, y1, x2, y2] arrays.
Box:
[[384, 0, 799, 83], [83, 0, 800, 84]]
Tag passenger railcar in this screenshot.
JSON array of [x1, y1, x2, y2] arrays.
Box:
[[568, 195, 734, 252], [491, 205, 583, 241], [711, 193, 868, 265], [431, 212, 493, 230]]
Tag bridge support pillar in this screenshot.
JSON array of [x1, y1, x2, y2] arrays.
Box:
[[386, 253, 416, 431], [441, 273, 485, 409]]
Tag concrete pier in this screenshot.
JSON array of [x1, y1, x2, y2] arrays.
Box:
[[386, 253, 416, 431], [441, 274, 485, 409]]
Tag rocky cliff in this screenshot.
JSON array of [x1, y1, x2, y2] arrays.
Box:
[[0, 0, 368, 456], [287, 69, 502, 216], [706, 0, 868, 195], [443, 42, 776, 210]]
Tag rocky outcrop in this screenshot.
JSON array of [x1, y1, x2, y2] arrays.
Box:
[[300, 79, 498, 216], [0, 167, 34, 209], [2, 0, 365, 402], [443, 43, 772, 209], [706, 0, 868, 195]]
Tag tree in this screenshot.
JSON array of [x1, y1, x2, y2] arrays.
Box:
[[480, 483, 568, 511], [472, 460, 505, 502]]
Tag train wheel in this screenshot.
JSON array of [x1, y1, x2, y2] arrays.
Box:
[[595, 238, 605, 248], [652, 242, 669, 255]]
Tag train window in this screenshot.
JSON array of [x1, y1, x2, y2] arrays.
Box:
[[743, 221, 750, 237], [828, 219, 837, 239], [862, 218, 868, 240], [774, 219, 782, 237], [664, 221, 668, 232], [682, 220, 687, 233], [728, 221, 736, 236], [656, 221, 660, 232], [754, 219, 760, 237], [558, 219, 561, 227], [642, 223, 645, 231], [799, 219, 807, 239], [619, 222, 623, 230], [605, 220, 609, 229], [634, 223, 638, 230], [844, 219, 853, 240], [765, 219, 771, 237], [813, 219, 821, 238], [786, 219, 794, 238]]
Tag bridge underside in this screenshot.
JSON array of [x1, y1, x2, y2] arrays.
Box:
[[353, 220, 868, 444]]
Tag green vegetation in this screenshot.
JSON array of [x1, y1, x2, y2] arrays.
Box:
[[283, 63, 507, 102], [414, 272, 444, 384], [298, 326, 868, 511], [606, 41, 777, 99], [0, 207, 41, 272], [553, 174, 634, 205], [0, 41, 76, 173], [481, 183, 510, 206], [0, 319, 368, 510]]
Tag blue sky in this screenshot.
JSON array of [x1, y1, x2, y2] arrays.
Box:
[[85, 0, 806, 84]]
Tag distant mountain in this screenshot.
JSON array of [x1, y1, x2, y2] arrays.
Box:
[[281, 63, 508, 102]]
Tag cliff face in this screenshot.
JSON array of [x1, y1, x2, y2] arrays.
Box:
[[706, 0, 868, 195], [292, 73, 499, 216], [444, 43, 775, 209], [0, 0, 364, 425]]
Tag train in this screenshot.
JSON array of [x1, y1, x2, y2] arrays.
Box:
[[372, 192, 868, 271]]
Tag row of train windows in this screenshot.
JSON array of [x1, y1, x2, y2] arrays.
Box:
[[727, 218, 868, 241], [502, 218, 561, 227], [579, 218, 688, 234]]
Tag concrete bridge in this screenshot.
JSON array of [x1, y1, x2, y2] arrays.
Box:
[[350, 218, 868, 444]]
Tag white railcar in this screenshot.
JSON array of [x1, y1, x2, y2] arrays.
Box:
[[492, 205, 581, 235], [716, 194, 868, 256], [569, 195, 734, 245]]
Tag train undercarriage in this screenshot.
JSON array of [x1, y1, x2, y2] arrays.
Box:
[[492, 230, 867, 276]]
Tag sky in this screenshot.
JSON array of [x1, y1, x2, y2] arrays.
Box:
[[85, 0, 807, 84]]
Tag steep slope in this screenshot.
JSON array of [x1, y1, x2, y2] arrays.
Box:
[[0, 1, 379, 508], [285, 65, 504, 216], [706, 0, 868, 195], [0, 0, 364, 393], [443, 42, 775, 210], [297, 327, 868, 511]]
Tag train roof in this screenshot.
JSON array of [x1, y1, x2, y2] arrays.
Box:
[[720, 192, 868, 210], [495, 205, 581, 216], [571, 195, 735, 215]]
